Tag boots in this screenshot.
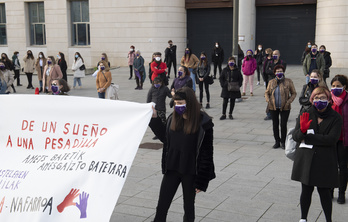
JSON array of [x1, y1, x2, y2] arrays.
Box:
[[338, 192, 346, 204], [338, 172, 347, 204], [39, 87, 43, 93]]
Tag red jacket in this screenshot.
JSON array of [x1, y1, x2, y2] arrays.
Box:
[[151, 61, 167, 81]]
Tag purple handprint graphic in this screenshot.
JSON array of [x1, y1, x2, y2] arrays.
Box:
[[76, 191, 89, 219]]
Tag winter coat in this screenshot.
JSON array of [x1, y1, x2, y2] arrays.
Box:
[[149, 112, 216, 192], [264, 59, 287, 81], [1, 59, 13, 71], [164, 45, 177, 62], [151, 61, 167, 81], [170, 76, 193, 91], [333, 93, 348, 146], [58, 59, 67, 78], [1, 70, 14, 93], [211, 47, 224, 63], [133, 56, 145, 73], [291, 106, 342, 188], [146, 85, 172, 111], [35, 58, 47, 81], [303, 52, 325, 75], [42, 64, 63, 92], [299, 83, 317, 113], [254, 50, 266, 65], [241, 57, 257, 75], [71, 58, 85, 78], [23, 56, 35, 73], [265, 77, 297, 111], [127, 51, 136, 66], [180, 54, 199, 69], [219, 65, 243, 99], [322, 51, 332, 78]]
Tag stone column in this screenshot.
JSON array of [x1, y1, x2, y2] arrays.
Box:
[[238, 0, 256, 54], [316, 0, 348, 68]]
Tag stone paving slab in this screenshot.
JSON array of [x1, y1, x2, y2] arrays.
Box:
[[12, 65, 348, 221]]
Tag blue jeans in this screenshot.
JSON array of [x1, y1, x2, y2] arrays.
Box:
[[188, 68, 196, 91], [74, 77, 82, 87], [98, 92, 105, 99]]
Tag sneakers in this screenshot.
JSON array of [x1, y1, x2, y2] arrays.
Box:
[[250, 92, 253, 96], [228, 114, 233, 120], [257, 81, 260, 85], [206, 103, 210, 109], [299, 220, 307, 222], [264, 82, 266, 86], [264, 116, 272, 120], [220, 115, 226, 120]]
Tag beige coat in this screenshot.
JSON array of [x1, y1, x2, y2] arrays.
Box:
[[265, 77, 297, 111], [23, 56, 35, 73], [1, 70, 14, 93], [42, 64, 63, 92], [35, 58, 47, 81]]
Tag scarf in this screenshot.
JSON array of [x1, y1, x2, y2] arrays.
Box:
[[331, 90, 346, 109], [311, 104, 334, 119]]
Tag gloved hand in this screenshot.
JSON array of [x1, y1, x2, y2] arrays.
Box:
[[300, 112, 312, 134]]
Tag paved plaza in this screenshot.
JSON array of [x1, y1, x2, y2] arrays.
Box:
[[13, 65, 348, 221]]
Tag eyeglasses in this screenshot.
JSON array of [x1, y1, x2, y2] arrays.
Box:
[[51, 83, 57, 86], [313, 96, 327, 100]]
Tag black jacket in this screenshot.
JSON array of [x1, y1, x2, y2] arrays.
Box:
[[254, 50, 266, 65], [219, 65, 242, 99], [164, 45, 177, 62], [291, 106, 342, 188], [299, 83, 317, 113], [196, 62, 211, 82], [211, 47, 224, 63], [149, 112, 216, 192], [265, 59, 287, 81], [146, 85, 172, 111]]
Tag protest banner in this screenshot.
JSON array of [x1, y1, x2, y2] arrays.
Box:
[[0, 95, 153, 221]]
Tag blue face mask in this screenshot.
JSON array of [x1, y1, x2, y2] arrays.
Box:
[[75, 55, 79, 58], [201, 56, 206, 60], [154, 84, 161, 88], [178, 71, 183, 77], [312, 48, 317, 53], [100, 66, 105, 70], [175, 104, 186, 115], [308, 45, 312, 48], [313, 100, 328, 111], [310, 78, 319, 85], [47, 60, 52, 65], [331, 87, 344, 97], [101, 57, 105, 60]]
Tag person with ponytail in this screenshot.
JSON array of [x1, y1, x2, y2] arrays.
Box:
[[149, 87, 215, 222], [291, 86, 342, 222], [330, 74, 348, 204]]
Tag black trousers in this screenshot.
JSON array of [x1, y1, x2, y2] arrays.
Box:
[[154, 170, 196, 222], [166, 58, 177, 78], [198, 80, 210, 103], [337, 140, 348, 194], [256, 64, 265, 82], [213, 61, 222, 78], [222, 98, 235, 115], [14, 69, 20, 85], [129, 65, 133, 78], [300, 183, 332, 222], [270, 109, 290, 143], [25, 73, 33, 87]]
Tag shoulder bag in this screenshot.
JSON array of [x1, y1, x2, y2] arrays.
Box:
[[101, 72, 119, 100], [285, 127, 296, 161]]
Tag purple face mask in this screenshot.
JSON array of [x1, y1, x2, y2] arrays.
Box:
[[331, 87, 344, 97], [276, 73, 284, 79], [51, 85, 59, 94], [100, 66, 105, 71], [154, 84, 161, 88], [310, 78, 319, 85], [228, 62, 235, 67], [273, 55, 278, 60], [312, 48, 317, 53], [313, 100, 328, 111], [178, 71, 183, 77], [101, 57, 105, 60], [175, 104, 186, 115], [185, 50, 190, 54], [47, 60, 52, 65]]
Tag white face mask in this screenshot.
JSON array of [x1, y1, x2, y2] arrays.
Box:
[[130, 48, 134, 51], [155, 57, 161, 62], [215, 44, 219, 48], [39, 55, 42, 58], [258, 47, 262, 51]]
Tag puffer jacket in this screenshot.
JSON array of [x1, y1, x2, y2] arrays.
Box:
[[265, 77, 297, 111], [302, 52, 325, 75], [241, 57, 257, 75]]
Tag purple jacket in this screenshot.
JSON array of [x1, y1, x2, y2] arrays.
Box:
[[341, 94, 348, 146], [242, 57, 257, 75]]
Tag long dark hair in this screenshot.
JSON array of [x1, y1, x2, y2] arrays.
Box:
[[74, 52, 84, 63], [331, 74, 348, 89], [184, 48, 192, 61], [305, 41, 313, 53], [59, 52, 66, 62], [36, 52, 46, 64], [199, 52, 208, 67], [27, 50, 34, 60], [170, 87, 201, 134]]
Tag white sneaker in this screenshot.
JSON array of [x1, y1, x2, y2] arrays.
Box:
[[257, 81, 260, 85], [264, 82, 266, 86], [299, 219, 307, 222]]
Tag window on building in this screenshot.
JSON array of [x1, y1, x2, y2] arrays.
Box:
[[0, 3, 7, 45], [29, 2, 46, 45], [71, 0, 90, 46]]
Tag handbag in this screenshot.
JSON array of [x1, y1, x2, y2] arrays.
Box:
[[227, 81, 239, 92], [79, 64, 86, 71], [206, 75, 214, 85], [101, 72, 119, 100], [285, 127, 297, 161]]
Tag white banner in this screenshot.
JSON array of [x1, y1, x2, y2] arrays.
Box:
[[0, 95, 153, 221]]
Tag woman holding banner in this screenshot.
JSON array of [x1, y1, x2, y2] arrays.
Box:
[[149, 87, 215, 222]]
